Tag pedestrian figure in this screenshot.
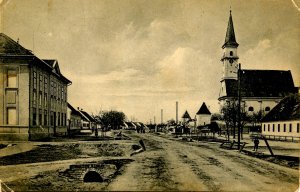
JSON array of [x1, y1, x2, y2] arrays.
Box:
[[253, 137, 259, 151], [95, 128, 98, 137]]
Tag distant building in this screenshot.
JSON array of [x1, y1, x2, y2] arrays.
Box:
[[0, 33, 71, 140], [218, 11, 297, 115], [261, 94, 300, 140], [196, 102, 211, 127], [181, 110, 191, 123]]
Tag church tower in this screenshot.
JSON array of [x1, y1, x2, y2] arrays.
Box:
[[219, 10, 239, 99], [221, 10, 239, 80]]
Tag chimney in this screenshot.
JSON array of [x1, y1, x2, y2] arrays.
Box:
[[176, 101, 178, 124]]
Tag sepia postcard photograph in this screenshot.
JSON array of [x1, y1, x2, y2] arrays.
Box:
[[0, 0, 299, 191]]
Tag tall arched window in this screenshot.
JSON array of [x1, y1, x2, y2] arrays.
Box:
[[265, 106, 270, 111], [248, 106, 254, 111], [230, 51, 233, 56]]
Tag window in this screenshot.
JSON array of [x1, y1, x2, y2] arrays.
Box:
[[7, 108, 17, 125], [50, 111, 54, 126], [265, 107, 270, 111], [278, 124, 280, 132], [267, 124, 270, 132], [44, 94, 48, 107], [7, 70, 17, 88], [44, 76, 48, 93], [283, 124, 286, 132], [289, 124, 292, 132], [58, 112, 60, 126], [248, 106, 254, 111], [230, 51, 233, 56], [39, 74, 43, 91], [33, 91, 37, 105], [44, 110, 48, 126], [263, 124, 266, 131], [39, 92, 42, 106], [61, 113, 63, 126], [32, 108, 37, 126], [297, 123, 299, 133], [33, 71, 37, 90], [39, 109, 42, 125]]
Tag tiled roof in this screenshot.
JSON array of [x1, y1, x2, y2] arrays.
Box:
[[80, 110, 96, 122], [67, 103, 82, 117], [182, 110, 191, 119], [222, 70, 296, 98], [262, 94, 300, 122], [0, 33, 33, 55], [196, 102, 211, 115], [223, 11, 239, 48]]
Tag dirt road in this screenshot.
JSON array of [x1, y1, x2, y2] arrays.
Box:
[[108, 132, 299, 191]]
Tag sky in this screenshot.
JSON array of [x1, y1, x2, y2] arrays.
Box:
[[0, 0, 299, 123]]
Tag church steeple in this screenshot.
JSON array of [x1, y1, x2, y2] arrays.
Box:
[[222, 10, 239, 48]]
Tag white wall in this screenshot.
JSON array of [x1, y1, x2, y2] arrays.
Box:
[[196, 114, 211, 127], [262, 120, 300, 138]]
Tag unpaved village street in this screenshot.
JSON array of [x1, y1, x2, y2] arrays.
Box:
[[0, 131, 299, 191], [109, 132, 299, 191]]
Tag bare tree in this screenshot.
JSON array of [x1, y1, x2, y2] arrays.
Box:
[[221, 100, 248, 141]]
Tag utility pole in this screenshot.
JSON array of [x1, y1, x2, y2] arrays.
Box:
[[237, 63, 241, 150]]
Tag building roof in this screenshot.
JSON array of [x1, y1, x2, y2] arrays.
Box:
[[196, 102, 211, 115], [182, 110, 191, 119], [67, 103, 82, 117], [261, 94, 300, 122], [80, 110, 96, 122], [222, 11, 239, 48], [0, 33, 33, 55], [0, 33, 71, 84], [220, 70, 296, 99]]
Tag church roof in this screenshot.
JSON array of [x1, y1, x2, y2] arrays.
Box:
[[222, 11, 239, 48], [220, 70, 297, 99], [196, 102, 211, 115], [182, 110, 191, 119], [261, 94, 300, 122]]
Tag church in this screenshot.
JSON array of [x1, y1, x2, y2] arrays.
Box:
[[218, 11, 297, 115]]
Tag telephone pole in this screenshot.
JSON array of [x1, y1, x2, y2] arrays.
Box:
[[237, 63, 241, 150]]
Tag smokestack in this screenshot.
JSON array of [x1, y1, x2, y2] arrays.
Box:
[[176, 101, 178, 124], [161, 109, 163, 124]]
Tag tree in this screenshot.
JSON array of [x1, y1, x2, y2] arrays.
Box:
[[97, 110, 126, 130], [248, 110, 263, 132], [221, 100, 248, 141]]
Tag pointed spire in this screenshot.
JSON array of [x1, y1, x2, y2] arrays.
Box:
[[182, 110, 191, 119], [196, 102, 211, 115], [222, 10, 239, 48]]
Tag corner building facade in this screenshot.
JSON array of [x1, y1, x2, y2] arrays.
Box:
[[0, 33, 71, 140]]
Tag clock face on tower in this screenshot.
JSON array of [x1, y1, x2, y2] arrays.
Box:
[[229, 59, 233, 63]]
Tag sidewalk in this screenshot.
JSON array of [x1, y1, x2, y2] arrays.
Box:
[[216, 133, 300, 158]]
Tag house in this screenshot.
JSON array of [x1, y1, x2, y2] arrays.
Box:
[[261, 94, 300, 141], [78, 109, 93, 130], [0, 33, 71, 140], [67, 103, 82, 134], [196, 102, 211, 127], [80, 109, 96, 129], [218, 11, 297, 116]]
